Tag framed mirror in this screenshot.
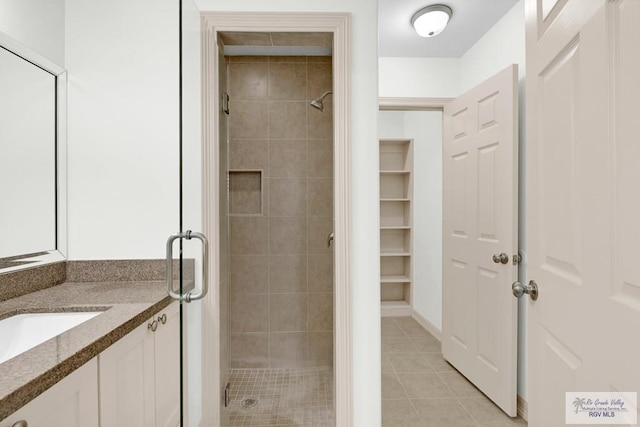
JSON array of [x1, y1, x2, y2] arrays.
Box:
[[0, 32, 67, 273]]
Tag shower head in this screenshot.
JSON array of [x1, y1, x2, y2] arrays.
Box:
[[310, 99, 324, 111], [310, 91, 333, 112]]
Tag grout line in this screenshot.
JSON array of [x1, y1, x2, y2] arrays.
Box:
[[266, 59, 272, 369]]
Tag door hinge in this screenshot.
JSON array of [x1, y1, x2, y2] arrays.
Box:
[[224, 382, 231, 407], [222, 92, 230, 115]]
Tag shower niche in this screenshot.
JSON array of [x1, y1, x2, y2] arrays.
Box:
[[229, 170, 263, 215]]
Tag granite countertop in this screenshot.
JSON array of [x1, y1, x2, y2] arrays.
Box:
[[0, 280, 173, 420]]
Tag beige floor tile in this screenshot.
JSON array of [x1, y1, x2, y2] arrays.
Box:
[[381, 323, 404, 338], [410, 335, 442, 352], [396, 317, 435, 339], [227, 367, 334, 426], [460, 398, 527, 426], [397, 373, 454, 399], [380, 317, 527, 427], [382, 372, 408, 400], [387, 352, 435, 374], [412, 398, 478, 427], [382, 337, 421, 353], [392, 317, 423, 329], [423, 353, 459, 373], [381, 317, 398, 329], [381, 354, 394, 374], [438, 371, 486, 398], [382, 399, 423, 427]]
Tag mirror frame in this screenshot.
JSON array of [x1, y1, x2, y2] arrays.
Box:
[[0, 32, 67, 273]]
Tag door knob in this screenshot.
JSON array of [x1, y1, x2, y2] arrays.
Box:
[[493, 253, 509, 264], [512, 280, 538, 301]]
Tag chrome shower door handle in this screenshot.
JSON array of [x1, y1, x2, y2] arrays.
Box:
[[166, 230, 209, 303], [185, 231, 209, 302]]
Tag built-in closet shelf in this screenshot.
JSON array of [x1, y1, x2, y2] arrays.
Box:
[[381, 300, 411, 308], [379, 138, 413, 317], [381, 275, 412, 283]]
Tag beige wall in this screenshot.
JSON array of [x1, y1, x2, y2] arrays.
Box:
[[227, 55, 334, 369]]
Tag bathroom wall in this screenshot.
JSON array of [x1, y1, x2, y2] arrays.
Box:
[[0, 0, 65, 66], [378, 57, 459, 98], [458, 0, 525, 94], [65, 0, 180, 260], [227, 55, 334, 369]]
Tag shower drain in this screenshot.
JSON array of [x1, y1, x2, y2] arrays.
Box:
[[241, 397, 258, 408]]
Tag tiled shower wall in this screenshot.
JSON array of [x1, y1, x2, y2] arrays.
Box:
[[228, 55, 334, 369]]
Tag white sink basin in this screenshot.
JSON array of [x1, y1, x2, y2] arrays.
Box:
[[0, 312, 101, 364]]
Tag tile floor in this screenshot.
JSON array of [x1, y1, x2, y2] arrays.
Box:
[[227, 367, 334, 426], [382, 316, 527, 427], [226, 317, 527, 426]]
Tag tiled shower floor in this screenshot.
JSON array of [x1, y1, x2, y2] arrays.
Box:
[[227, 367, 334, 426]]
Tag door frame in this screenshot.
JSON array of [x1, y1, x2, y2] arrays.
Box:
[[379, 97, 453, 111], [378, 97, 450, 343], [201, 13, 353, 426]]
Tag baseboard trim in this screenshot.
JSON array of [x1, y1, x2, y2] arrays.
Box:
[[517, 395, 528, 421], [381, 302, 412, 317], [411, 310, 442, 342]]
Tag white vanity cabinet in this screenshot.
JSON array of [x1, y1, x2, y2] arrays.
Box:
[[99, 301, 181, 427], [0, 302, 179, 427], [0, 358, 99, 427]]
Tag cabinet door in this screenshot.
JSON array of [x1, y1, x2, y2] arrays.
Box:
[[99, 318, 156, 427], [1, 358, 99, 427], [154, 302, 180, 427]]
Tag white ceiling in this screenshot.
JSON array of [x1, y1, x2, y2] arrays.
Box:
[[379, 0, 520, 58]]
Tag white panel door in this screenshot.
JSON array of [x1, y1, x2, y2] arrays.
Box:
[[526, 0, 640, 425], [442, 64, 519, 416]]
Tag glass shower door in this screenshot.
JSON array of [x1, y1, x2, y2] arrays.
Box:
[[165, 0, 209, 426]]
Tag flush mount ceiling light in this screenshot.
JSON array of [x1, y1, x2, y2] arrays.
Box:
[[411, 4, 453, 38]]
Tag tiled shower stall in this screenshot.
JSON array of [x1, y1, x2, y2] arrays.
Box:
[[225, 54, 335, 425], [227, 55, 334, 371]]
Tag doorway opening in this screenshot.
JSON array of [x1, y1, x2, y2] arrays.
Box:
[[199, 13, 352, 427], [222, 34, 335, 425]]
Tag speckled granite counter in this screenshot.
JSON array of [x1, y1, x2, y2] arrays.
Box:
[[0, 280, 172, 420]]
